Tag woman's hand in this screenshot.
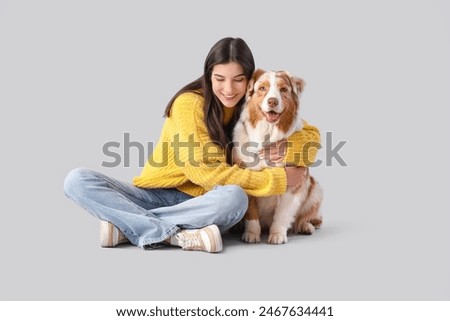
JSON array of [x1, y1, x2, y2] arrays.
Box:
[[285, 166, 308, 188], [259, 139, 288, 166], [259, 139, 308, 187]]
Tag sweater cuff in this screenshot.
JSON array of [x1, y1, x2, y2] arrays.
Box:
[[266, 167, 287, 195]]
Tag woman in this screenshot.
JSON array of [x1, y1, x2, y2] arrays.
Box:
[[64, 37, 320, 253]]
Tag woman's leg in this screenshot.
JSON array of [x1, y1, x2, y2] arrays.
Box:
[[153, 185, 248, 233], [63, 168, 192, 248], [157, 185, 248, 252], [64, 168, 248, 249]]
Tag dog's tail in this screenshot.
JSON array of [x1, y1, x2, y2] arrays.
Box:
[[294, 174, 324, 234]]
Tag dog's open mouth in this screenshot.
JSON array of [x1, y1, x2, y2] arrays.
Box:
[[263, 110, 281, 123]]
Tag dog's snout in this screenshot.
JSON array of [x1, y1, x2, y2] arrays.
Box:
[[268, 97, 278, 108]]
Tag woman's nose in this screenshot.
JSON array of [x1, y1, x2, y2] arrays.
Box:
[[224, 80, 234, 93]]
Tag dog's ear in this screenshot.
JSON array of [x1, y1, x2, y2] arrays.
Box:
[[253, 68, 266, 83], [246, 69, 266, 98], [291, 76, 306, 96]]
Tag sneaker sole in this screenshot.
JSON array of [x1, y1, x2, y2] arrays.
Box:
[[100, 220, 129, 247], [204, 225, 223, 253], [100, 220, 117, 247]]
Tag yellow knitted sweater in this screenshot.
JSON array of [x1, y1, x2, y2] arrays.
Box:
[[133, 92, 320, 197]]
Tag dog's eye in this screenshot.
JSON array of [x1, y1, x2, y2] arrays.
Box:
[[259, 86, 266, 92], [280, 87, 288, 93]]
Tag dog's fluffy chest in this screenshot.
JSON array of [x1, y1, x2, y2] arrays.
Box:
[[247, 120, 286, 147], [233, 109, 301, 170]]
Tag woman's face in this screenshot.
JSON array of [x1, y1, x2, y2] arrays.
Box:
[[211, 62, 248, 108]]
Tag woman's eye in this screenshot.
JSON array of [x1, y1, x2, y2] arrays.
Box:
[[235, 78, 245, 83]]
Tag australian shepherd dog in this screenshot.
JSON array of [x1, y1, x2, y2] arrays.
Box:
[[232, 69, 323, 244]]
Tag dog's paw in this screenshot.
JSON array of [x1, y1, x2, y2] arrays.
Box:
[[268, 232, 287, 244], [309, 216, 323, 229], [296, 222, 315, 235], [241, 232, 261, 243]]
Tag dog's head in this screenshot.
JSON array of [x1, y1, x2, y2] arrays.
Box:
[[245, 69, 305, 130]]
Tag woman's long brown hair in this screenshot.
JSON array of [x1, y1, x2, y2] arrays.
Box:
[[164, 37, 255, 164]]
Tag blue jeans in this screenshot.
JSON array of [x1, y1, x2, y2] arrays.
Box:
[[63, 168, 248, 249]]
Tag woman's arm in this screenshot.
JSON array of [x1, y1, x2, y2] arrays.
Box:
[[258, 120, 321, 167], [169, 94, 287, 197], [257, 121, 321, 189], [284, 121, 321, 167]]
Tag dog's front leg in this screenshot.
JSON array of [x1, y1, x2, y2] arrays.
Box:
[[241, 196, 261, 243], [268, 192, 301, 244]]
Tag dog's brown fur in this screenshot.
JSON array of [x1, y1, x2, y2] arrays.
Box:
[[232, 69, 323, 244]]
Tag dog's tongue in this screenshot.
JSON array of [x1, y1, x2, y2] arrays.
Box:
[[266, 111, 280, 123]]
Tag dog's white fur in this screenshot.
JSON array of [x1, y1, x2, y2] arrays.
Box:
[[233, 69, 323, 244]]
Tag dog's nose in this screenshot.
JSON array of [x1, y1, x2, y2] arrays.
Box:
[[268, 97, 278, 108]]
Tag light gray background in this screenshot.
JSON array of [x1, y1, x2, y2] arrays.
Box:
[[0, 0, 449, 301]]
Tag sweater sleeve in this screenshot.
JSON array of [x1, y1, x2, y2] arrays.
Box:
[[284, 120, 321, 167], [170, 94, 287, 197]]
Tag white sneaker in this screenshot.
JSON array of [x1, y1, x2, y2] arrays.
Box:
[[100, 220, 130, 247], [175, 225, 223, 253]]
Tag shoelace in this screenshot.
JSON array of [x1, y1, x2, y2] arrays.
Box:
[[177, 232, 201, 249]]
